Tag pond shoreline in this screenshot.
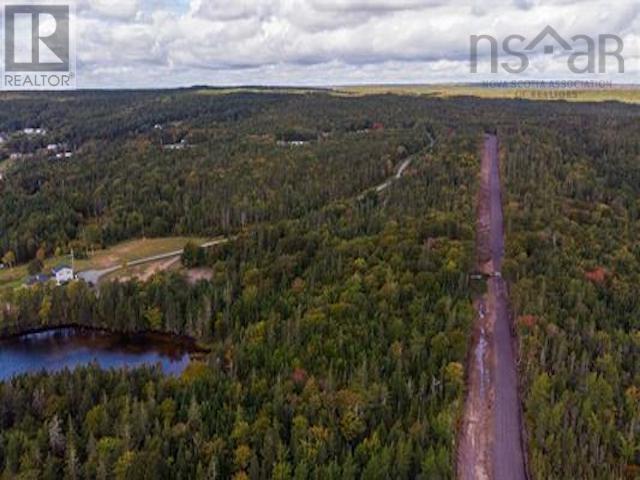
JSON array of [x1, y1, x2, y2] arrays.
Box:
[[0, 323, 211, 354], [0, 325, 210, 382]]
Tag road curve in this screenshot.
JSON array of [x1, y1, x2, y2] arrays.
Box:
[[371, 131, 436, 195]]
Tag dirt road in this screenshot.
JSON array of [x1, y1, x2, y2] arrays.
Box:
[[371, 131, 435, 195], [458, 134, 527, 480], [77, 238, 229, 285]]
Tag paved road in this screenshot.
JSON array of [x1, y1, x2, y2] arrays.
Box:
[[77, 238, 229, 285]]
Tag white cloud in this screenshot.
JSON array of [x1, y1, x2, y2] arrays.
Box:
[[77, 0, 141, 20], [64, 0, 640, 87]]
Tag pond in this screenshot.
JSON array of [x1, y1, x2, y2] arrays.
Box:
[[0, 327, 200, 381]]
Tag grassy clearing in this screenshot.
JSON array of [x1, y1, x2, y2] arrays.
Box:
[[335, 84, 640, 104], [75, 236, 208, 270], [0, 236, 208, 289]]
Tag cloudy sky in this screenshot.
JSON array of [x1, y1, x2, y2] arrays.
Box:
[[63, 0, 640, 87]]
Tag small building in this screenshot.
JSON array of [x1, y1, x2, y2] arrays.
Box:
[[277, 140, 309, 147], [52, 265, 74, 285], [163, 139, 188, 151], [23, 128, 46, 136]]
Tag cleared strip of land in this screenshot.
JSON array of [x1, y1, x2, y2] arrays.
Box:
[[76, 238, 227, 285], [458, 134, 527, 480]]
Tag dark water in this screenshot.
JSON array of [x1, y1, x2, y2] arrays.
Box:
[[0, 327, 197, 381]]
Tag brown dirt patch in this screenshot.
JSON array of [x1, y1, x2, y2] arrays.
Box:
[[585, 267, 607, 284]]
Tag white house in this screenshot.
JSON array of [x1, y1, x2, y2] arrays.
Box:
[[163, 139, 189, 150], [52, 265, 74, 285], [23, 128, 46, 136]]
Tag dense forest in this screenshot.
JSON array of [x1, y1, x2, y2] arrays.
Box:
[[0, 90, 430, 264], [0, 90, 638, 478], [502, 112, 640, 479], [0, 90, 478, 478]]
